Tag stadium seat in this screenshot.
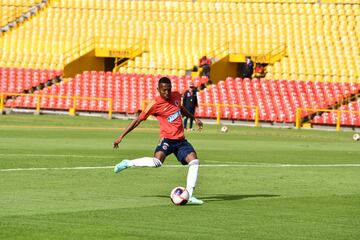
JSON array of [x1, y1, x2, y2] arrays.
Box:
[[1, 0, 358, 81]]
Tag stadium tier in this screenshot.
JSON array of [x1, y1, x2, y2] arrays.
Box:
[[312, 99, 360, 126], [2, 68, 359, 126], [0, 0, 39, 27], [0, 0, 359, 82], [3, 71, 207, 113], [196, 77, 360, 125], [1, 1, 360, 128], [0, 67, 62, 94]]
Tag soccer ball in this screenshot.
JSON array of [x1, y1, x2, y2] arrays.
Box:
[[353, 133, 360, 141], [220, 125, 228, 133], [170, 186, 189, 205]]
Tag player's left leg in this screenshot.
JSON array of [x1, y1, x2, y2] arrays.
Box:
[[176, 141, 203, 205], [184, 153, 203, 205]]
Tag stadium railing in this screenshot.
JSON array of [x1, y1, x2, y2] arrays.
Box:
[[296, 107, 360, 131], [200, 103, 259, 127], [139, 100, 259, 126], [0, 92, 113, 119]]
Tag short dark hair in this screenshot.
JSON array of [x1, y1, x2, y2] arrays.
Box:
[[158, 77, 171, 85]]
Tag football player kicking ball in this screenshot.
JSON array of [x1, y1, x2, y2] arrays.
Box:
[[113, 77, 204, 205]]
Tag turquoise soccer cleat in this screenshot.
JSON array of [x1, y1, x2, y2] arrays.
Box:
[[187, 196, 204, 205], [114, 160, 130, 173]]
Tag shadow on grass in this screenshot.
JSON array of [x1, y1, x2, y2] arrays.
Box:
[[149, 194, 280, 202], [200, 194, 280, 202]]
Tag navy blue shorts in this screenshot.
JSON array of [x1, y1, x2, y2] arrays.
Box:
[[155, 138, 196, 165]]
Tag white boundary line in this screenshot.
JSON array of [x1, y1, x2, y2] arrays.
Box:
[[0, 166, 113, 172], [0, 153, 117, 158], [1, 164, 360, 172]]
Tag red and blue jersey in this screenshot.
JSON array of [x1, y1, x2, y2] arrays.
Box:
[[139, 91, 184, 140]]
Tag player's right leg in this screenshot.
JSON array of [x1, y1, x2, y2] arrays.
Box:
[[114, 157, 162, 173], [114, 159, 131, 173], [114, 157, 163, 173], [114, 146, 168, 174]]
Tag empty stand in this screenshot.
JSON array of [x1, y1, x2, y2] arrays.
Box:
[[0, 67, 61, 94], [2, 68, 359, 126], [0, 0, 38, 27], [4, 72, 204, 113], [0, 1, 359, 81], [1, 1, 360, 128], [196, 77, 360, 124], [312, 99, 360, 126]]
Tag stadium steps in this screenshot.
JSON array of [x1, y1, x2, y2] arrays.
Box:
[[0, 1, 50, 34], [311, 98, 360, 126], [302, 90, 360, 124], [1, 67, 63, 106], [3, 78, 63, 105]]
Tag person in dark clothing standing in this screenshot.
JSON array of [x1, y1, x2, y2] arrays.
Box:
[[242, 56, 254, 78], [199, 56, 211, 81], [182, 82, 198, 131]]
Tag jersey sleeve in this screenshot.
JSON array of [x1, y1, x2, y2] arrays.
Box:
[[174, 91, 182, 101], [139, 100, 156, 120]]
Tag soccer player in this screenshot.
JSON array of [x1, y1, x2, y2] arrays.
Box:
[[113, 77, 204, 205]]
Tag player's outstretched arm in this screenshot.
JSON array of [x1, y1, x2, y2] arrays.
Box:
[[113, 117, 143, 149], [180, 106, 203, 130]]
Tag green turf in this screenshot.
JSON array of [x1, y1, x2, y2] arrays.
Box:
[[0, 115, 359, 240]]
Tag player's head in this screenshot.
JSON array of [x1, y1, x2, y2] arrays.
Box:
[[158, 77, 172, 100]]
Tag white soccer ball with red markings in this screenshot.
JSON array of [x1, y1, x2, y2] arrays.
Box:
[[353, 133, 360, 141], [170, 186, 189, 205]]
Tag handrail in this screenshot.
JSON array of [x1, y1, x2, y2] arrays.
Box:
[[62, 37, 95, 64], [206, 42, 229, 61], [296, 107, 360, 131], [126, 65, 188, 71], [0, 92, 113, 119], [95, 36, 146, 47], [200, 103, 259, 127], [140, 100, 259, 126], [266, 44, 287, 63], [207, 41, 286, 64], [2, 36, 147, 70]]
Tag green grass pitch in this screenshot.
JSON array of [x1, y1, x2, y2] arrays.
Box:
[[0, 115, 359, 240]]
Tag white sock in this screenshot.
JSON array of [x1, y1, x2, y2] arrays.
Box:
[[186, 159, 199, 198], [128, 157, 162, 167]]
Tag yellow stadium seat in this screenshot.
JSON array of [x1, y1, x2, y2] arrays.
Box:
[[0, 0, 358, 81]]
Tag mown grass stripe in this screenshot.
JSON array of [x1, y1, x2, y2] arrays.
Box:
[[1, 163, 360, 172]]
